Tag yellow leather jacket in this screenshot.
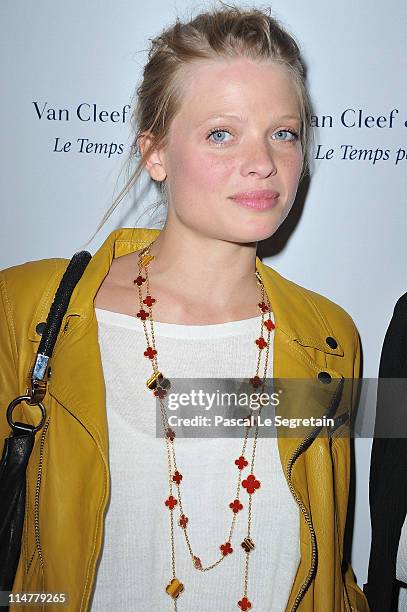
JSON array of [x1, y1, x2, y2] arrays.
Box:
[[0, 227, 369, 611]]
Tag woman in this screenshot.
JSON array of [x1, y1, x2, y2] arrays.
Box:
[[0, 5, 369, 611]]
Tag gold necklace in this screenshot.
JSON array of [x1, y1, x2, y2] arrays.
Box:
[[134, 244, 274, 611]]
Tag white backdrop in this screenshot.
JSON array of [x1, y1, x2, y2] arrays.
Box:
[[2, 0, 407, 589]]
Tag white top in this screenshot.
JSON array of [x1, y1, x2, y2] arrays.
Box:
[[396, 512, 407, 610], [90, 307, 300, 611]]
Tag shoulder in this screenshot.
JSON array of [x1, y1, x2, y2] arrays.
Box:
[[259, 261, 359, 365], [297, 278, 358, 338], [262, 262, 358, 335], [0, 257, 70, 333], [393, 290, 407, 317], [1, 256, 69, 282], [0, 257, 70, 300]]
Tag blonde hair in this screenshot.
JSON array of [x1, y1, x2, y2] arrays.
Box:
[[85, 3, 314, 246]]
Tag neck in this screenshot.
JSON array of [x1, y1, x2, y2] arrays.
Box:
[[145, 224, 261, 314]]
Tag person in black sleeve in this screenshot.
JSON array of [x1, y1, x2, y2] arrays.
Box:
[[364, 292, 407, 611]]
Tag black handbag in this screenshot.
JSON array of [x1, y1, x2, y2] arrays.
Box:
[[0, 250, 92, 600]]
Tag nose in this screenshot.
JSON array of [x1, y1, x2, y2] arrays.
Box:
[[240, 144, 277, 178]]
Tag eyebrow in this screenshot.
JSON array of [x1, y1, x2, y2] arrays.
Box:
[[197, 113, 301, 125]]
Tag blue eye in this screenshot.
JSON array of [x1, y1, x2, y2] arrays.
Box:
[[207, 127, 299, 146], [273, 129, 299, 141], [207, 129, 232, 145]]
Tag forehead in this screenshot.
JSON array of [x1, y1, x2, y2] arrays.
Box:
[[177, 57, 300, 121]]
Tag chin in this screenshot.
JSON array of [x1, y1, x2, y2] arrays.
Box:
[[224, 224, 280, 245]]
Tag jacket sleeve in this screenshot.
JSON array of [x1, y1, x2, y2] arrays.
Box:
[[0, 271, 20, 443], [344, 564, 371, 612], [343, 323, 371, 611], [351, 322, 362, 420]]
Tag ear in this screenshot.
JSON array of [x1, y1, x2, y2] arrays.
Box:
[[138, 132, 167, 182]]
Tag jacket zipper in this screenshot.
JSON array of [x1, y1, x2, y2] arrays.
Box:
[[330, 435, 353, 612], [27, 417, 50, 574], [285, 434, 318, 611], [343, 585, 353, 612], [286, 377, 345, 611]]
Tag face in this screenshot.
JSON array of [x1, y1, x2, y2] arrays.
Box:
[[147, 57, 303, 243]]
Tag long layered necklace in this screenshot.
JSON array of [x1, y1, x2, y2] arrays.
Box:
[[133, 243, 275, 611]]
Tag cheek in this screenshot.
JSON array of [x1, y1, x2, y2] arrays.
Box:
[[172, 147, 234, 195], [281, 149, 303, 185], [187, 154, 232, 193]]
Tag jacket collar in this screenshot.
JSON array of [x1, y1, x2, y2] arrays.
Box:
[[35, 226, 343, 356], [255, 257, 343, 357]]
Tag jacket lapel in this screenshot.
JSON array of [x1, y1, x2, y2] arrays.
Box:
[[255, 257, 345, 474], [45, 228, 161, 457]]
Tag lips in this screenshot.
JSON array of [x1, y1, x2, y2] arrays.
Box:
[[230, 190, 280, 199], [229, 189, 280, 210]]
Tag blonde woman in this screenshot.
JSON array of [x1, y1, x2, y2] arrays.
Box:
[[0, 5, 369, 611]]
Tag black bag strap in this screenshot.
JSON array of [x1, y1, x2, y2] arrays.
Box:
[[38, 251, 92, 358], [6, 250, 92, 434], [0, 250, 92, 597]]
